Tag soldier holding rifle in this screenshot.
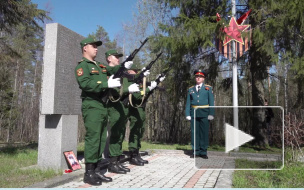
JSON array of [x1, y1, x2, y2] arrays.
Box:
[[127, 61, 168, 165], [75, 37, 133, 186], [105, 49, 151, 174]]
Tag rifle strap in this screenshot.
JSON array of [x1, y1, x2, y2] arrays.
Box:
[[108, 77, 124, 102], [129, 77, 146, 108]]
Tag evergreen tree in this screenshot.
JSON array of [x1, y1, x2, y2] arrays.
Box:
[[88, 25, 118, 50], [0, 0, 49, 142], [247, 0, 304, 145], [153, 0, 304, 146]]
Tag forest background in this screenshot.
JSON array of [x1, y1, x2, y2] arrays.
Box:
[[0, 0, 303, 155]]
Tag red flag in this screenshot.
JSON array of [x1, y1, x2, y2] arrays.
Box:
[[216, 13, 221, 22], [237, 9, 252, 24]]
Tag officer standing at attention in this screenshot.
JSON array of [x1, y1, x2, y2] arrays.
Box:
[[75, 38, 133, 186], [105, 49, 150, 174], [185, 69, 214, 159]]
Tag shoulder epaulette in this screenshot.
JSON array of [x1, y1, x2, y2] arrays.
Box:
[[188, 86, 194, 89], [78, 59, 84, 63], [205, 84, 211, 87]]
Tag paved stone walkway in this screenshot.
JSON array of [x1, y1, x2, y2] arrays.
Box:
[[54, 150, 234, 188]]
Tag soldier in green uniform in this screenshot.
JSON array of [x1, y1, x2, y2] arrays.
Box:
[[126, 65, 162, 166], [185, 69, 215, 159], [75, 38, 133, 185], [105, 49, 151, 173]]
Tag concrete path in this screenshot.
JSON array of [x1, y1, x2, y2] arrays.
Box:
[[53, 150, 234, 188]]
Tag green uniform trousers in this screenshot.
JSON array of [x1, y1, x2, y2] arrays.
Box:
[[191, 117, 209, 156], [107, 101, 129, 157], [82, 99, 108, 163], [128, 107, 146, 151]]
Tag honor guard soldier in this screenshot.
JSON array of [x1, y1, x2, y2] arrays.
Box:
[[75, 38, 133, 185], [185, 69, 215, 159], [105, 49, 150, 174], [127, 65, 160, 166]]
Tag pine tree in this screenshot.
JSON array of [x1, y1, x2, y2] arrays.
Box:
[[0, 0, 49, 142]]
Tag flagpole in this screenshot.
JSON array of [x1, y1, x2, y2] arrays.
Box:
[[232, 0, 239, 151]]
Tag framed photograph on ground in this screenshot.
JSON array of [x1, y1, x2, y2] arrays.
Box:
[[64, 151, 81, 170]]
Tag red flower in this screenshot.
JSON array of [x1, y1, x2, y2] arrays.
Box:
[[65, 169, 73, 173]]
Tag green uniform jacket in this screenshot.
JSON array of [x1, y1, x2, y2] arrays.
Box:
[[75, 57, 119, 100], [185, 84, 215, 118]]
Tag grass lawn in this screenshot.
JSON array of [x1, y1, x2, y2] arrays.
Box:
[[0, 144, 61, 188], [233, 159, 304, 188]]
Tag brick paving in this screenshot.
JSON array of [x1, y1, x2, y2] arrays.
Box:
[[54, 150, 234, 188]]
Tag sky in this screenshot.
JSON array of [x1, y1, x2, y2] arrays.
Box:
[[31, 0, 139, 41]]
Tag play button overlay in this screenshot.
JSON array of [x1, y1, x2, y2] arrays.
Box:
[[225, 123, 254, 153]]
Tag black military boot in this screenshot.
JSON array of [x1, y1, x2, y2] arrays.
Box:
[[95, 160, 112, 182], [129, 149, 144, 166], [83, 163, 102, 186], [108, 156, 127, 174], [117, 156, 130, 172], [136, 149, 149, 164]]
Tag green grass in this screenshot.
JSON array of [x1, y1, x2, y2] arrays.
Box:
[[77, 141, 194, 152], [0, 144, 61, 188], [78, 141, 280, 154], [237, 144, 282, 154], [235, 158, 282, 169], [233, 160, 304, 188]]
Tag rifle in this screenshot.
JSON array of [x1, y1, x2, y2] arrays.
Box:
[[113, 38, 148, 79], [139, 62, 173, 107], [132, 52, 162, 84], [154, 62, 174, 86]]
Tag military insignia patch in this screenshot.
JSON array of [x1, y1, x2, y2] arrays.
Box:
[[77, 68, 83, 76], [205, 87, 209, 91]]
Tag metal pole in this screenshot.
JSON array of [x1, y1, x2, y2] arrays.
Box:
[[232, 0, 239, 151]]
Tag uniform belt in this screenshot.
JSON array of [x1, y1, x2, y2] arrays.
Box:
[[192, 105, 209, 108]]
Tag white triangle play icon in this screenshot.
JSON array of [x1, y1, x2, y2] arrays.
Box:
[[225, 123, 254, 153]]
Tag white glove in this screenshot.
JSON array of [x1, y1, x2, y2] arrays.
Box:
[[160, 76, 166, 82], [186, 116, 191, 121], [141, 67, 146, 71], [208, 115, 214, 120], [148, 81, 157, 91], [128, 83, 140, 93], [143, 70, 150, 76], [108, 75, 121, 88], [124, 61, 133, 69], [157, 74, 166, 82]]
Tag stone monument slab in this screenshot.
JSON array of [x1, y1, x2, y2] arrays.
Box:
[[41, 23, 106, 115], [38, 23, 107, 170]]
